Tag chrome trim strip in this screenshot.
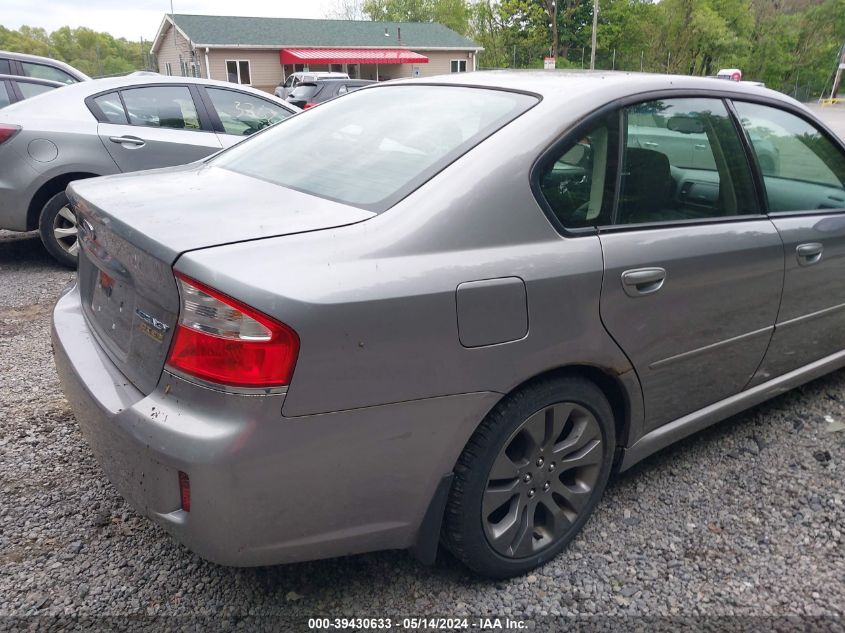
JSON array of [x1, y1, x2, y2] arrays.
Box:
[[620, 347, 845, 470], [775, 301, 845, 330], [162, 368, 288, 396], [648, 325, 773, 370]]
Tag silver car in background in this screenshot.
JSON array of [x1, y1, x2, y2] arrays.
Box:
[[0, 50, 90, 84], [52, 71, 845, 578], [0, 75, 297, 266]]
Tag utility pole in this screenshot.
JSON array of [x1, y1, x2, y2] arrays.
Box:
[[543, 1, 558, 66], [589, 0, 598, 70], [831, 41, 845, 99]]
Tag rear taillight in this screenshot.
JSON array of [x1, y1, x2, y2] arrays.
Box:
[[303, 102, 317, 109], [178, 471, 191, 512], [166, 273, 299, 389], [0, 124, 20, 145]]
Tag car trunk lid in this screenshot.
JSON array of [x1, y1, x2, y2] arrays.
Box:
[[69, 162, 375, 395]]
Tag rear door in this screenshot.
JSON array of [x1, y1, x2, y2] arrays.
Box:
[[597, 97, 783, 429], [91, 85, 221, 172], [732, 101, 845, 383], [200, 86, 294, 149]]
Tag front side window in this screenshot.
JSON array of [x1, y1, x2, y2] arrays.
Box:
[[120, 86, 200, 130], [617, 98, 757, 224], [206, 88, 290, 136], [20, 61, 76, 84], [451, 59, 467, 73], [16, 81, 55, 99], [226, 60, 251, 85], [213, 85, 537, 211], [93, 92, 128, 124], [733, 101, 845, 212]]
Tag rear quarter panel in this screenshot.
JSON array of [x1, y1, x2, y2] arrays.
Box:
[[0, 118, 118, 230], [176, 102, 640, 441]]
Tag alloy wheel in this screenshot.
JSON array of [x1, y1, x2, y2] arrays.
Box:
[[482, 402, 604, 558], [52, 205, 79, 256]]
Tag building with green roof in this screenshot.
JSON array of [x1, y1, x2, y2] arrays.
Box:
[[150, 14, 482, 94]]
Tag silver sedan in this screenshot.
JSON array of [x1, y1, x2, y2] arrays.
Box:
[[0, 75, 297, 266], [52, 71, 845, 578]]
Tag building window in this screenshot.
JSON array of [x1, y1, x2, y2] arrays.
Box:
[[165, 62, 172, 76], [450, 59, 467, 73], [225, 60, 252, 85]]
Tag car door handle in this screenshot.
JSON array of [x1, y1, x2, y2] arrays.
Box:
[[643, 141, 659, 147], [109, 135, 145, 147], [621, 267, 667, 297], [796, 242, 823, 266]]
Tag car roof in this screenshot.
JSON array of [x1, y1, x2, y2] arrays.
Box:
[[387, 70, 799, 109], [0, 73, 65, 87], [0, 50, 90, 80], [294, 71, 348, 77], [316, 79, 377, 86]]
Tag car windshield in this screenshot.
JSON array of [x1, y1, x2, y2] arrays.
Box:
[[213, 85, 537, 211]]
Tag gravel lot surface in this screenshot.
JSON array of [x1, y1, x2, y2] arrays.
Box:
[[1, 105, 845, 631]]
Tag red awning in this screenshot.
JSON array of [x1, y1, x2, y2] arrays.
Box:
[[280, 48, 429, 65]]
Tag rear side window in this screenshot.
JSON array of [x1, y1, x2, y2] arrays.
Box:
[[290, 84, 319, 100], [16, 81, 55, 99], [121, 86, 200, 130], [538, 114, 619, 228], [214, 85, 537, 211], [733, 101, 845, 212], [93, 92, 128, 124], [0, 59, 10, 75], [206, 88, 290, 136], [20, 61, 76, 84], [0, 82, 11, 108]]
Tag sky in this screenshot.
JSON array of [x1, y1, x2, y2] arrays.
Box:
[[3, 0, 339, 41]]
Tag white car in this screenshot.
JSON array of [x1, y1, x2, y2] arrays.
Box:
[[275, 71, 349, 98]]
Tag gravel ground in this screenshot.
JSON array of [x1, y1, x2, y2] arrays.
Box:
[[2, 107, 845, 631]]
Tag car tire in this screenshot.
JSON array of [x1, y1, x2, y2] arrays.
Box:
[[442, 376, 616, 579], [38, 191, 79, 268]]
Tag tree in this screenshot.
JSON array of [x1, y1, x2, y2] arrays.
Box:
[[363, 0, 471, 34], [0, 25, 149, 77], [325, 0, 368, 20]]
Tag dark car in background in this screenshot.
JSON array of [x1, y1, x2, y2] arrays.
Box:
[[0, 50, 89, 84], [0, 74, 64, 107], [286, 79, 377, 109]]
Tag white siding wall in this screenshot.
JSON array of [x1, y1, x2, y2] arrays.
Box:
[[362, 51, 474, 80], [155, 23, 198, 77], [206, 49, 284, 94]]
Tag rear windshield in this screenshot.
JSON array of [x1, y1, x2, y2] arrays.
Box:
[[213, 85, 537, 211], [289, 84, 319, 100]]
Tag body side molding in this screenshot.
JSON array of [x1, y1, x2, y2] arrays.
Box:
[[619, 347, 845, 470]]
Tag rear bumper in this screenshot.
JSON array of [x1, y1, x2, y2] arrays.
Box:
[[52, 282, 498, 566]]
